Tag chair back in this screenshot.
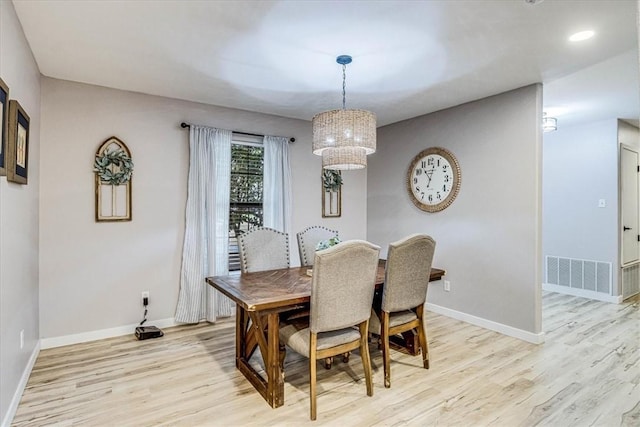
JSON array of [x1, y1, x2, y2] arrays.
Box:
[[238, 227, 290, 273], [296, 226, 339, 266], [382, 234, 436, 313], [310, 240, 380, 333]]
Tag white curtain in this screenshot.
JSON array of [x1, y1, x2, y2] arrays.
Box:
[[263, 136, 292, 237], [175, 125, 235, 323]]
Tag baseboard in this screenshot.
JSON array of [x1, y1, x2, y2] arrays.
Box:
[[542, 283, 623, 304], [40, 317, 177, 349], [1, 341, 40, 427], [425, 303, 545, 344]]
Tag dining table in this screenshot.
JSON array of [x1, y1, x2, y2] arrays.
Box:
[[205, 260, 445, 408]]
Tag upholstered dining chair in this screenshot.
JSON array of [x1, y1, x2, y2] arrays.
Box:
[[279, 240, 380, 420], [296, 225, 339, 267], [238, 227, 290, 273], [369, 234, 436, 388]]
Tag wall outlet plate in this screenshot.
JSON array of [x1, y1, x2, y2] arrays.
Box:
[[444, 280, 451, 292]]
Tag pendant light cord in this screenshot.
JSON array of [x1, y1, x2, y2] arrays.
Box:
[[342, 63, 347, 110]]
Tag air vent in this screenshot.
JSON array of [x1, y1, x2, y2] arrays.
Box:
[[546, 256, 611, 294], [622, 264, 640, 299]]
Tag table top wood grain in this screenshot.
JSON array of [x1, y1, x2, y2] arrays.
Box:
[[206, 261, 445, 312]]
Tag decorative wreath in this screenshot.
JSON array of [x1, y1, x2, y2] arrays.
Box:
[[94, 149, 134, 185], [322, 170, 343, 192]]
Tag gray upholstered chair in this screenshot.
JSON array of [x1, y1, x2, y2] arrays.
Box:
[[238, 227, 289, 273], [370, 234, 436, 388], [279, 240, 380, 420], [296, 225, 339, 266]]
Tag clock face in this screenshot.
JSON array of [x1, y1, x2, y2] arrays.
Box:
[[407, 147, 461, 212]]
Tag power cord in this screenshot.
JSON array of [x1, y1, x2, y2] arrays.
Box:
[[139, 297, 148, 325]]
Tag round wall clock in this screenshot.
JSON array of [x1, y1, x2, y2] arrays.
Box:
[[406, 147, 461, 212]]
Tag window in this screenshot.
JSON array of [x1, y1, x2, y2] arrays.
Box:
[[228, 137, 264, 271]]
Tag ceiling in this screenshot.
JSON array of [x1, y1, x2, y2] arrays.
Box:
[[12, 0, 639, 129]]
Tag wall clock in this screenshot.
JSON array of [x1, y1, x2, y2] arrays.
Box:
[[406, 147, 461, 212]]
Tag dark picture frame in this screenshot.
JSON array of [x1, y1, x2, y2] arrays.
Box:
[[7, 100, 30, 185], [0, 78, 9, 176]]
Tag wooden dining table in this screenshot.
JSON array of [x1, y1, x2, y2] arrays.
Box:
[[205, 260, 445, 408]]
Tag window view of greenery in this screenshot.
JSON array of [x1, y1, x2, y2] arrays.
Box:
[[229, 143, 264, 271]]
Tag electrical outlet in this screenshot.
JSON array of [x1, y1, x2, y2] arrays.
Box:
[[598, 199, 606, 208], [444, 280, 451, 292], [20, 330, 24, 349], [142, 291, 149, 305]]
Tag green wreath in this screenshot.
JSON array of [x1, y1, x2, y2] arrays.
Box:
[[322, 170, 343, 192], [94, 149, 134, 185]]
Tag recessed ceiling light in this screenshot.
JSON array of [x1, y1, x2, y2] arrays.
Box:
[[569, 30, 595, 42]]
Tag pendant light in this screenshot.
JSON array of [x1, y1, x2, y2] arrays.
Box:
[[312, 55, 376, 170]]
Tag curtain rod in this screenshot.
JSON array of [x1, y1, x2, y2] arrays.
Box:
[[180, 122, 295, 143]]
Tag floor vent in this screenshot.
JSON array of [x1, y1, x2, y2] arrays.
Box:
[[622, 263, 639, 300], [546, 256, 611, 294]]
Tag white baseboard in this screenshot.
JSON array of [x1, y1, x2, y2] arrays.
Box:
[[40, 317, 177, 349], [425, 303, 545, 344], [542, 283, 623, 304], [2, 341, 40, 427]]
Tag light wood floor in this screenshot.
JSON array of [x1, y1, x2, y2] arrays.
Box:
[[12, 292, 640, 426]]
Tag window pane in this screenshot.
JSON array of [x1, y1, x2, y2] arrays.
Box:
[[229, 143, 264, 271]]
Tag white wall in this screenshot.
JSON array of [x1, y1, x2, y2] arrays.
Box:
[[39, 77, 367, 340], [0, 1, 41, 425], [367, 85, 543, 336], [543, 119, 620, 293]]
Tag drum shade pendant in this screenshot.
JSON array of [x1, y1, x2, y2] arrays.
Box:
[[312, 55, 376, 170]]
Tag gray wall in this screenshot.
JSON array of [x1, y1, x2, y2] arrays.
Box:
[[38, 77, 368, 340], [542, 119, 620, 293], [618, 120, 639, 149], [0, 1, 41, 424], [367, 84, 543, 334]]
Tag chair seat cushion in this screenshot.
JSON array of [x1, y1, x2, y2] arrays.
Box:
[[369, 309, 418, 335], [280, 321, 361, 357]]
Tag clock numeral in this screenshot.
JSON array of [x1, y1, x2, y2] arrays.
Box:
[[436, 192, 441, 200], [415, 169, 422, 176], [443, 184, 448, 192], [444, 175, 450, 183], [428, 194, 433, 202], [421, 192, 425, 200], [442, 165, 448, 171], [437, 158, 440, 166], [413, 177, 418, 184], [415, 186, 420, 192], [427, 158, 434, 166], [421, 160, 426, 168]]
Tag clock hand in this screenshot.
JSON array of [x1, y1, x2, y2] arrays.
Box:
[[424, 168, 435, 187]]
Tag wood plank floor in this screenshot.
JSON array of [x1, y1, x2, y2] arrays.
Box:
[[12, 292, 640, 426]]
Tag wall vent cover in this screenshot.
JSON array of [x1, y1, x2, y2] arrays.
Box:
[[546, 256, 611, 295], [622, 263, 639, 299]]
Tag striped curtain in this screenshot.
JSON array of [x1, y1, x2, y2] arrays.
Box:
[[175, 125, 235, 323]]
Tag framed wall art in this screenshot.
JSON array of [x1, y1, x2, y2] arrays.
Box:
[[94, 136, 133, 222], [7, 99, 30, 184], [321, 169, 342, 218], [0, 78, 8, 176]]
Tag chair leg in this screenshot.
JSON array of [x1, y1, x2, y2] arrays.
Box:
[[359, 322, 373, 397], [278, 343, 286, 377], [310, 333, 318, 421], [381, 311, 391, 388], [324, 357, 333, 369], [416, 304, 429, 369], [342, 352, 350, 363]]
